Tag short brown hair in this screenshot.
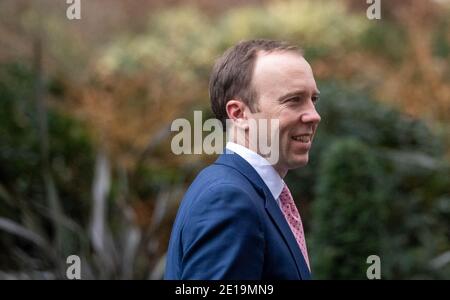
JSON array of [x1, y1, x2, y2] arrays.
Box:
[[209, 39, 302, 128]]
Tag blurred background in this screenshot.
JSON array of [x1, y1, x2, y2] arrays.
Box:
[[0, 0, 449, 279]]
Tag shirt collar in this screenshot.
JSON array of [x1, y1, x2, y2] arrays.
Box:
[[225, 142, 284, 200]]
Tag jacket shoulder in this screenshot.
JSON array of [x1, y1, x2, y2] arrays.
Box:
[[175, 162, 264, 228]]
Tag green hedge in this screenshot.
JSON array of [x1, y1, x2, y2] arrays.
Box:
[[310, 138, 385, 279]]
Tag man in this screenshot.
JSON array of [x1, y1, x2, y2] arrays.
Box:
[[165, 39, 321, 280]]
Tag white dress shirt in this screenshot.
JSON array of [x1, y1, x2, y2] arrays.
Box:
[[225, 142, 284, 206]]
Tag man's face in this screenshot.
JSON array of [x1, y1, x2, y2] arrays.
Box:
[[248, 51, 321, 176]]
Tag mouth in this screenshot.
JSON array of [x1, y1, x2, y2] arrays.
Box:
[[291, 134, 312, 143]]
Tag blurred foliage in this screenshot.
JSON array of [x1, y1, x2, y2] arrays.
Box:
[[0, 62, 93, 275], [311, 138, 385, 279], [0, 61, 183, 279], [0, 0, 449, 279]]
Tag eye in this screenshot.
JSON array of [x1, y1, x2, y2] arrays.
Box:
[[288, 96, 301, 103], [312, 95, 320, 104]]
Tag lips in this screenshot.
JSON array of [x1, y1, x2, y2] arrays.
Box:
[[291, 134, 312, 143]]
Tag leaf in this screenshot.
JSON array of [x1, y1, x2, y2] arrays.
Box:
[[0, 217, 58, 264], [148, 252, 166, 280], [430, 251, 450, 270], [89, 150, 117, 276]]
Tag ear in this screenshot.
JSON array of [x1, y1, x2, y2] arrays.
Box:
[[225, 99, 249, 130]]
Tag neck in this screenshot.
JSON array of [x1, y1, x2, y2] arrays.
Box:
[[272, 162, 287, 178], [230, 133, 287, 179]]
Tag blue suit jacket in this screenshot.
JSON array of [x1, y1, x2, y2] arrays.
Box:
[[164, 153, 311, 280]]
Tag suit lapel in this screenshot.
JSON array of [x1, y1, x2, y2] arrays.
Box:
[[215, 153, 311, 279]]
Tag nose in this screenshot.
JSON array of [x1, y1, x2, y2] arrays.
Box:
[[301, 105, 321, 125]]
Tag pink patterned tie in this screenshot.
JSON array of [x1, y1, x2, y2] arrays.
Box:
[[279, 183, 310, 271]]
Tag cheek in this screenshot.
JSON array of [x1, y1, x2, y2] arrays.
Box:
[[278, 113, 298, 138], [278, 113, 303, 154], [280, 129, 293, 153]]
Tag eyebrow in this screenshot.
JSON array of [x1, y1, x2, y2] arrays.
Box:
[[278, 89, 320, 103]]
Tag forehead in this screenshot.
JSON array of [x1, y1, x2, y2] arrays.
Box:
[[252, 51, 317, 97]]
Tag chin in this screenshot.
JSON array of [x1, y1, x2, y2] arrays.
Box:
[[289, 154, 309, 168]]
